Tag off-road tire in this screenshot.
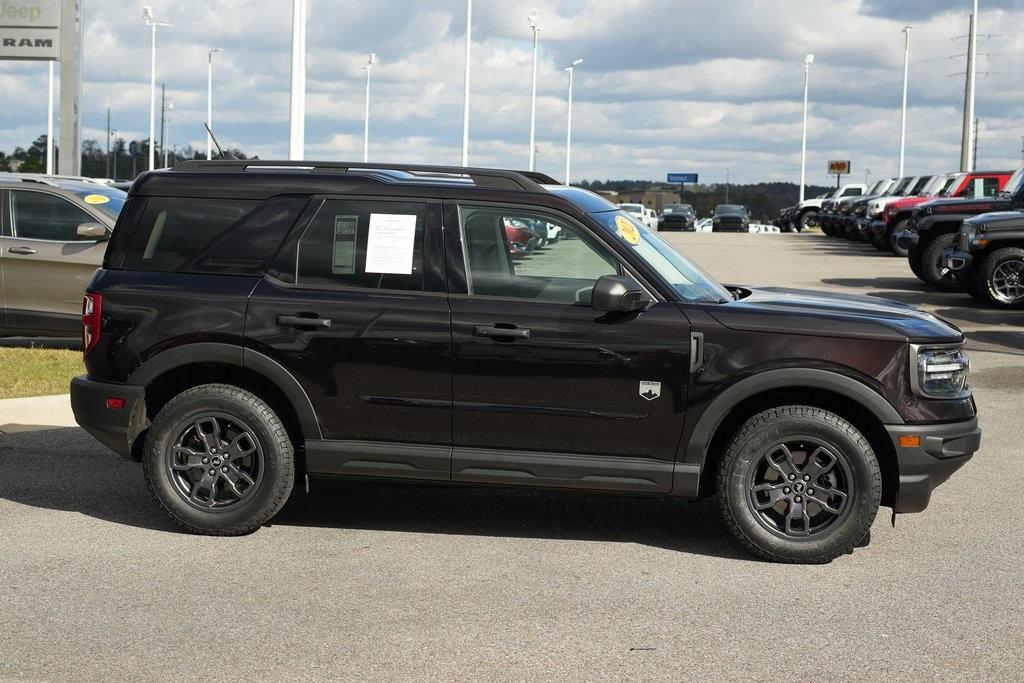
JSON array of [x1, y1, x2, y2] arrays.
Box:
[[908, 245, 926, 281], [143, 383, 295, 535], [797, 211, 816, 233], [977, 247, 1024, 309], [717, 405, 881, 564], [922, 232, 962, 291]]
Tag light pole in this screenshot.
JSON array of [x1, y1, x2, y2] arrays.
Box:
[[799, 53, 814, 203], [363, 52, 375, 162], [960, 0, 978, 172], [163, 99, 174, 167], [207, 48, 222, 160], [527, 9, 539, 171], [289, 0, 307, 161], [46, 60, 54, 175], [898, 25, 912, 177], [143, 6, 172, 171], [564, 58, 582, 185], [461, 0, 472, 166]]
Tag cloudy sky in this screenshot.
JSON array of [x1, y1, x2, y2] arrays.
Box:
[[1, 0, 1023, 184]]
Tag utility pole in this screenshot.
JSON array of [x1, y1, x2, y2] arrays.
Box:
[[898, 25, 913, 177], [461, 0, 472, 166], [206, 48, 222, 160], [959, 0, 978, 172], [46, 60, 54, 175], [144, 6, 172, 172], [105, 108, 111, 178], [527, 9, 540, 171], [564, 59, 582, 185], [725, 167, 730, 203], [163, 99, 174, 167], [973, 117, 979, 167], [1020, 135, 1023, 164], [112, 130, 118, 180], [159, 84, 166, 167], [288, 0, 307, 160], [799, 53, 814, 203]]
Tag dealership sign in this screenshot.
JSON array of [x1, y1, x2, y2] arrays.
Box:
[[827, 160, 851, 175], [0, 0, 60, 60], [667, 173, 698, 183]]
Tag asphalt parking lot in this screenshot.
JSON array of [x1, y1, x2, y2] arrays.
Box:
[[1, 232, 1022, 679]]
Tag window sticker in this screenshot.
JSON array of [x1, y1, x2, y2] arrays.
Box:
[[331, 215, 359, 274], [83, 194, 110, 205], [615, 215, 641, 245], [365, 213, 417, 274]]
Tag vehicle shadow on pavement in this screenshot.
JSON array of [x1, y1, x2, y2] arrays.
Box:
[[0, 428, 753, 561], [273, 478, 754, 560]]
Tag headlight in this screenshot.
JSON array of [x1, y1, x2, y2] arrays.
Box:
[[910, 344, 970, 398]]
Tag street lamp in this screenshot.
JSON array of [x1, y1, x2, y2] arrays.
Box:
[[799, 53, 814, 203], [564, 58, 582, 185], [898, 26, 912, 177], [143, 5, 172, 171], [207, 48, 222, 160], [461, 0, 472, 166], [46, 60, 54, 174], [527, 9, 539, 171], [363, 52, 375, 162], [289, 0, 307, 161]]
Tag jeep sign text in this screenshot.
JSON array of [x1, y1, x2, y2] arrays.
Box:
[[0, 0, 60, 60]]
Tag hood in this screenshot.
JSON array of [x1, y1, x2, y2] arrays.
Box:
[[964, 210, 1024, 230], [918, 195, 1007, 216], [711, 286, 963, 343]]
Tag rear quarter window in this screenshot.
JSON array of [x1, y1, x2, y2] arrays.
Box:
[[121, 197, 307, 274]]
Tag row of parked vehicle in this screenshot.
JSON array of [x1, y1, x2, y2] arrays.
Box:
[[621, 202, 758, 233], [776, 167, 1024, 308]]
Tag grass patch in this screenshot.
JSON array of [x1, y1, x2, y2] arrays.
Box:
[[0, 347, 83, 399]]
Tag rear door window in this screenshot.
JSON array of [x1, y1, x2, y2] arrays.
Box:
[[10, 190, 98, 241]]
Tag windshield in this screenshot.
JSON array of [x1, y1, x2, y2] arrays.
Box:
[[662, 204, 693, 215], [866, 180, 887, 195], [592, 211, 733, 304], [71, 188, 126, 219], [714, 205, 746, 216], [1001, 167, 1024, 196], [619, 203, 643, 213], [909, 176, 932, 194], [919, 175, 947, 195], [891, 178, 912, 195]]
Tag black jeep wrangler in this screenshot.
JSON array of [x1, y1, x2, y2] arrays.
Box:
[[71, 160, 981, 563], [944, 210, 1024, 308], [898, 167, 1024, 291]]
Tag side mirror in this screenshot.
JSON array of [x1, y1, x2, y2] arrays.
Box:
[[77, 223, 108, 240], [591, 275, 652, 313]]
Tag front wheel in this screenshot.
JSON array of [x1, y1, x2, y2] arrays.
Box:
[[889, 220, 909, 257], [143, 383, 295, 535], [717, 405, 881, 563], [978, 247, 1024, 308], [922, 233, 962, 291]]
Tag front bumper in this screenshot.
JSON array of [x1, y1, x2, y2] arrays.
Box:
[[942, 247, 974, 272], [894, 228, 919, 250], [886, 417, 981, 513], [868, 219, 886, 237], [70, 375, 147, 460]]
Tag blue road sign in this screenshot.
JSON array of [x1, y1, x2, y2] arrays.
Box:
[[667, 173, 698, 183]]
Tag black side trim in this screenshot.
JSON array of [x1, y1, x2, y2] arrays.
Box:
[[126, 342, 321, 440], [887, 417, 980, 513], [306, 440, 451, 481], [678, 368, 904, 497], [453, 400, 646, 421], [452, 447, 672, 492], [70, 375, 146, 459]]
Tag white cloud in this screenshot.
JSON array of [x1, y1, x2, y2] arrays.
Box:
[[0, 0, 1021, 183]]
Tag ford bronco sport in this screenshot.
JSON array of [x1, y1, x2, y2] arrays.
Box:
[[70, 160, 981, 563]]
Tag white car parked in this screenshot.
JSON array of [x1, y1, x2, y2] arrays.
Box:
[[619, 203, 658, 230]]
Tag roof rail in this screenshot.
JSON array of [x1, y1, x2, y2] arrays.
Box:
[[0, 172, 106, 186], [170, 159, 557, 192]]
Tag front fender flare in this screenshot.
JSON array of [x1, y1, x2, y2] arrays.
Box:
[[672, 368, 902, 497]]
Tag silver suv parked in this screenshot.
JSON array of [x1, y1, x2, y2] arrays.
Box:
[[0, 174, 126, 336]]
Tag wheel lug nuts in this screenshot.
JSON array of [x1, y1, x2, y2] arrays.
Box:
[[788, 474, 795, 481], [209, 469, 215, 476], [202, 458, 208, 464], [783, 487, 791, 494], [803, 475, 810, 481], [795, 496, 802, 502], [808, 489, 814, 495]]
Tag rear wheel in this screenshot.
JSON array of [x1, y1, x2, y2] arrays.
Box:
[[717, 405, 881, 563], [143, 383, 295, 535], [922, 232, 962, 291], [978, 247, 1024, 308]]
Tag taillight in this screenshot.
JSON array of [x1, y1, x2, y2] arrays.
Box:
[[82, 293, 102, 355]]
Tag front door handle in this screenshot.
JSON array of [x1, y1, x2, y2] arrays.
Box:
[[277, 314, 332, 329], [473, 324, 530, 340], [7, 247, 37, 255]]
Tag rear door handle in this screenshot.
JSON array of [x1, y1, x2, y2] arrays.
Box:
[[473, 324, 530, 340], [7, 247, 37, 255], [277, 314, 332, 328]]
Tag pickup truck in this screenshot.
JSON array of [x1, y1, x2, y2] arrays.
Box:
[[789, 183, 866, 232]]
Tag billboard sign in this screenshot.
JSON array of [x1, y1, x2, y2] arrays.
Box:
[[827, 160, 851, 175], [0, 0, 61, 60], [667, 173, 698, 183]]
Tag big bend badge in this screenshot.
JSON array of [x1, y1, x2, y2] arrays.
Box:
[[639, 381, 661, 401]]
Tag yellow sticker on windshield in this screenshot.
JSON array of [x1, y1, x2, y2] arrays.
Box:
[[83, 194, 110, 205], [615, 215, 641, 245]]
